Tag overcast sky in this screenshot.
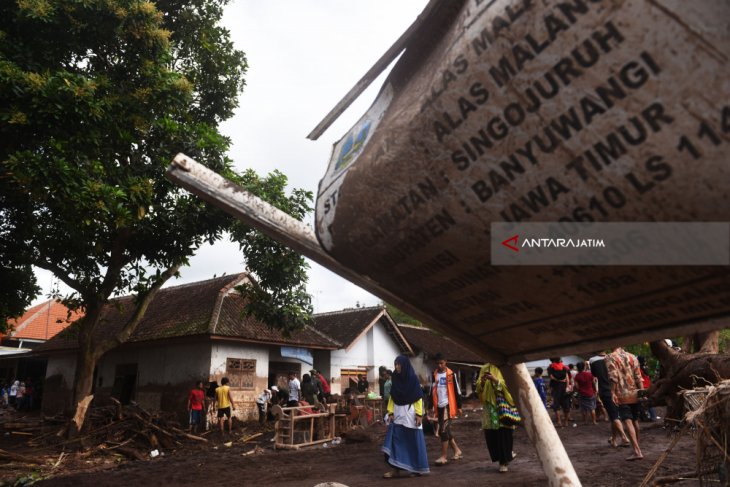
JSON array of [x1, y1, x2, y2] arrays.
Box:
[[33, 0, 428, 313]]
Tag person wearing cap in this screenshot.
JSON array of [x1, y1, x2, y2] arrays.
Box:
[[255, 387, 273, 424], [312, 369, 331, 402]]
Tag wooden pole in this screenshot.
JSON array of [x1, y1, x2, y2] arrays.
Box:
[[305, 0, 448, 140], [165, 154, 504, 363], [501, 363, 582, 487]]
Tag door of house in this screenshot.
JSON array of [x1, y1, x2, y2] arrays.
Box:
[[340, 368, 368, 394], [111, 363, 137, 405], [268, 361, 293, 392]]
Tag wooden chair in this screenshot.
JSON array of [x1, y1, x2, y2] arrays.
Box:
[[273, 405, 335, 450]]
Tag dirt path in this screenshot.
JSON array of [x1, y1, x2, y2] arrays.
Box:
[[29, 410, 696, 487]]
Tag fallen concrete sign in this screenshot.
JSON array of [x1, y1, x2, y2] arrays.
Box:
[[314, 0, 730, 363]]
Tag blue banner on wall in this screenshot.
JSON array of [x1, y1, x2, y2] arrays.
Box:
[[280, 347, 313, 365]]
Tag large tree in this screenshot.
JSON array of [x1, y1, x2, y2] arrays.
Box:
[[648, 331, 730, 419], [0, 0, 312, 432]]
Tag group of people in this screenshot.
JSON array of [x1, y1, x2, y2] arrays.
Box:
[[382, 346, 653, 478], [1, 379, 35, 411], [532, 347, 653, 461], [187, 368, 334, 434], [188, 347, 651, 476], [282, 368, 331, 410], [381, 353, 517, 478], [186, 378, 236, 434]]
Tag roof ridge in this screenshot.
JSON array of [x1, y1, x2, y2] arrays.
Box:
[[160, 273, 245, 292], [209, 274, 249, 334], [397, 323, 432, 330], [11, 300, 54, 336], [303, 324, 343, 348], [100, 273, 246, 306], [313, 305, 383, 317]]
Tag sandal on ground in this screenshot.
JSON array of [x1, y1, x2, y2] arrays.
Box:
[[435, 458, 448, 466], [383, 470, 400, 478], [451, 452, 463, 460], [499, 464, 509, 473], [626, 454, 644, 461]]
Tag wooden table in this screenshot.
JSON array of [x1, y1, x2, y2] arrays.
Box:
[[364, 397, 383, 424]]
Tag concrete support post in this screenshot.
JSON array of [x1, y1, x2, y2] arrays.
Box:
[[501, 362, 582, 487]]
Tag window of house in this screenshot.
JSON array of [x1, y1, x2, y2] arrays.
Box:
[[226, 358, 256, 389], [340, 368, 368, 394]]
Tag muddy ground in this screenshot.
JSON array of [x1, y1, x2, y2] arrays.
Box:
[[2, 405, 697, 487]]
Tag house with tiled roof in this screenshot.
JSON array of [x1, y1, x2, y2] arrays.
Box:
[[309, 306, 413, 395], [4, 299, 82, 346], [397, 323, 486, 396], [35, 274, 338, 419], [0, 300, 83, 388]]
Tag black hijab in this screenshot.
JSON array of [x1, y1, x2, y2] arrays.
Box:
[[390, 355, 423, 405]]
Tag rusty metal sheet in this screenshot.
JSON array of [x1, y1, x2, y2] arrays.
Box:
[[315, 0, 730, 362]]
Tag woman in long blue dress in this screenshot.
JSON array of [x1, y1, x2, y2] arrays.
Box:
[[381, 355, 430, 478]]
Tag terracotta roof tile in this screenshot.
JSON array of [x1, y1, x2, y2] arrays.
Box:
[[35, 274, 338, 353], [397, 324, 484, 364], [6, 300, 82, 341], [214, 294, 338, 348], [36, 274, 245, 352], [311, 307, 384, 348]]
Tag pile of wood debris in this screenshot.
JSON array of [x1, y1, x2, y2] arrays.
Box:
[[0, 402, 273, 484], [639, 379, 730, 487], [0, 399, 209, 475]]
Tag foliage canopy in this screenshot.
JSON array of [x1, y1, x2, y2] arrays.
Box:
[[0, 0, 311, 366]]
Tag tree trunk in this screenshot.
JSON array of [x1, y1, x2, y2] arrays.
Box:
[[68, 343, 98, 437], [648, 332, 730, 419], [65, 264, 179, 437], [682, 332, 720, 354], [696, 331, 719, 354]]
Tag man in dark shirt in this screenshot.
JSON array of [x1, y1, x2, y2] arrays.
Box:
[[590, 352, 629, 447], [357, 374, 369, 394]]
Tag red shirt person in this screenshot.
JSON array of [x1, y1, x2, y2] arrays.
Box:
[[573, 362, 597, 425], [574, 366, 595, 398], [187, 381, 206, 433]]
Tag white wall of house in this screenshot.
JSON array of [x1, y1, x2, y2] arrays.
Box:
[[209, 342, 315, 418], [45, 354, 76, 383], [327, 319, 405, 395], [43, 353, 77, 414], [372, 321, 402, 375], [209, 341, 270, 420], [209, 342, 269, 382]]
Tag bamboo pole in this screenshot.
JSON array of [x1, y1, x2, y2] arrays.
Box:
[[639, 421, 690, 487], [165, 154, 503, 363], [501, 363, 581, 487], [309, 416, 314, 443], [305, 0, 448, 140]]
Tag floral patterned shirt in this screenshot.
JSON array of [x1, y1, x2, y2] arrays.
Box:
[[606, 348, 643, 403]]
